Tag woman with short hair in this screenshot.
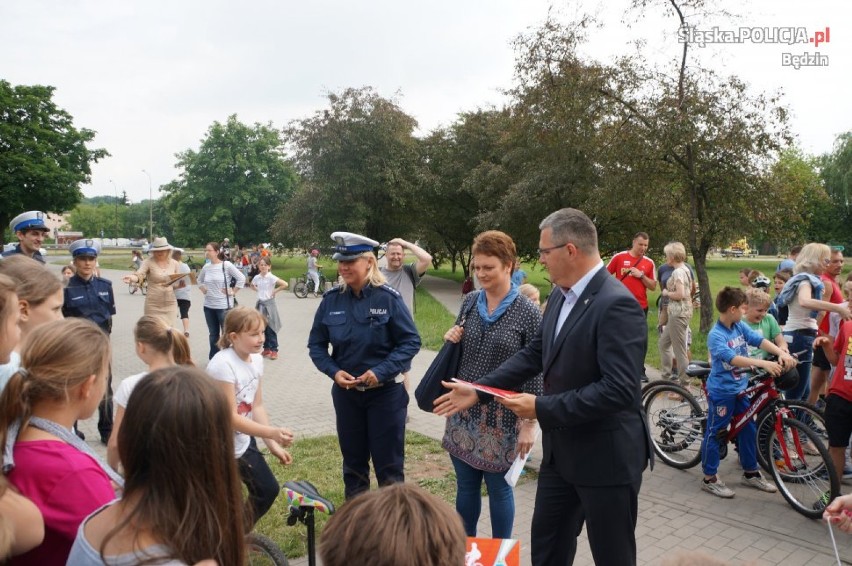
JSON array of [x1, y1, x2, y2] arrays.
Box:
[[658, 242, 694, 386]]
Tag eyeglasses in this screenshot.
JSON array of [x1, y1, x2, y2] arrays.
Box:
[[537, 243, 567, 256]]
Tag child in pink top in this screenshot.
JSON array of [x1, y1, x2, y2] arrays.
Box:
[[0, 319, 117, 565]]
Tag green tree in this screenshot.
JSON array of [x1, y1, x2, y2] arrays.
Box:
[[66, 203, 126, 238], [417, 110, 512, 275], [0, 80, 108, 243], [491, 7, 803, 331], [163, 115, 298, 247], [809, 132, 852, 248], [274, 87, 421, 248]]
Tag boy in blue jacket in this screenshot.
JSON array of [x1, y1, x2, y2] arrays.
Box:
[[701, 287, 796, 498]]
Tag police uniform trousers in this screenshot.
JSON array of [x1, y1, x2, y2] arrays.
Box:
[[331, 381, 408, 500]]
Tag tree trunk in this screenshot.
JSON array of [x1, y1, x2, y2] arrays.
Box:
[[692, 245, 714, 333]]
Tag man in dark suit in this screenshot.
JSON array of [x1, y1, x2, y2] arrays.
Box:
[[435, 208, 652, 565]]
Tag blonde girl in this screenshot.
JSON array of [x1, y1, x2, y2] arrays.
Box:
[[0, 256, 63, 389], [250, 257, 288, 360], [0, 318, 119, 564], [0, 273, 43, 560], [106, 316, 193, 470], [206, 306, 293, 526]]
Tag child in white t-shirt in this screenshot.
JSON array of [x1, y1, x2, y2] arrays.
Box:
[[206, 307, 294, 526], [107, 315, 192, 471], [250, 257, 288, 360]]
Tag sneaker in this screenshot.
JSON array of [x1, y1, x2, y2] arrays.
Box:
[[701, 478, 735, 498], [269, 351, 278, 360], [813, 490, 831, 511], [261, 349, 271, 358], [741, 474, 777, 493]]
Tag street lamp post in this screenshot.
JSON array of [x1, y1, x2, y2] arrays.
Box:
[[109, 179, 119, 242], [141, 169, 153, 242]]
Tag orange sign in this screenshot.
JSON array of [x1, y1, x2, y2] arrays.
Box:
[[465, 537, 520, 566]]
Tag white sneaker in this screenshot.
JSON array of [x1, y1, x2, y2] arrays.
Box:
[[702, 478, 735, 498], [741, 474, 777, 493]]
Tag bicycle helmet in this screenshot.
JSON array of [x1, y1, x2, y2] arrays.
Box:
[[310, 249, 319, 257], [774, 367, 799, 391], [751, 275, 771, 290]]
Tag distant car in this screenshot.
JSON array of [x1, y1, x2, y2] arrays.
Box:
[[130, 239, 148, 247]]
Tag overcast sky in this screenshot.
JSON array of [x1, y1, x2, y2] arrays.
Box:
[[2, 0, 848, 203]]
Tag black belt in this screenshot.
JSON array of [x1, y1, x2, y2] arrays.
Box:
[[786, 328, 818, 337], [353, 375, 405, 392]]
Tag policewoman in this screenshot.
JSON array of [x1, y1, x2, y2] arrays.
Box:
[[2, 211, 50, 263], [62, 238, 116, 443], [308, 232, 421, 499]]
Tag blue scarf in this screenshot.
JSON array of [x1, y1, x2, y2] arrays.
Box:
[[477, 285, 520, 326]]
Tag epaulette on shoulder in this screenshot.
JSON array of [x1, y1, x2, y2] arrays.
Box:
[[379, 284, 401, 297], [322, 286, 340, 297], [94, 276, 113, 286]]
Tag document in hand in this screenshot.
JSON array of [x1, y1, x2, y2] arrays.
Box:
[[450, 378, 518, 399]]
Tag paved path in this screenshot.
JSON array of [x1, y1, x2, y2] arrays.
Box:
[[67, 264, 850, 565]]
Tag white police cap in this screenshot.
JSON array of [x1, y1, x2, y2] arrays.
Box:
[[330, 231, 379, 261], [10, 211, 49, 233], [69, 238, 101, 258]]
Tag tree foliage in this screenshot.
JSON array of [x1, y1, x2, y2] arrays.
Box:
[[417, 110, 512, 275], [809, 133, 852, 249], [162, 115, 298, 247], [273, 88, 421, 249], [0, 80, 108, 243]]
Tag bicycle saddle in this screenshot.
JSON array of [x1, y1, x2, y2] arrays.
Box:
[[283, 480, 335, 515], [685, 361, 711, 378]]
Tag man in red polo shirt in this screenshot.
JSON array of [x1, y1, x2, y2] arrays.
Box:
[[607, 232, 658, 380], [809, 247, 845, 407]]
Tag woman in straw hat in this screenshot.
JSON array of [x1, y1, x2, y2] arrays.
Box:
[[123, 237, 181, 326]]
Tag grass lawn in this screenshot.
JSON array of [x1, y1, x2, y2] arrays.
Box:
[[254, 430, 536, 559]]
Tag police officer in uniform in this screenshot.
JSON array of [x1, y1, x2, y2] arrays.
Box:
[[308, 232, 421, 499], [63, 238, 116, 443], [2, 211, 50, 263]]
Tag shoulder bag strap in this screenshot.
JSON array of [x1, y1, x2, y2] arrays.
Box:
[[619, 254, 644, 281]]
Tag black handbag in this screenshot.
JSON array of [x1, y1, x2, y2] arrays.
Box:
[[414, 293, 478, 412]]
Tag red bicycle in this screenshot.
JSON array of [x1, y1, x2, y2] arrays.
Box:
[[644, 356, 839, 519]]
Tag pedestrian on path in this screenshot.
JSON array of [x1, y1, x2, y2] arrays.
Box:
[[123, 237, 181, 328], [171, 247, 192, 337], [197, 241, 245, 359], [440, 230, 542, 539], [250, 257, 287, 360], [308, 232, 421, 500]]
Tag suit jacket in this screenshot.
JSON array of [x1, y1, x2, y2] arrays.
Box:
[[478, 265, 652, 486]]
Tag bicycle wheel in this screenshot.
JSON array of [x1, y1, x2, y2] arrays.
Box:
[[293, 279, 309, 299], [644, 383, 705, 469], [755, 401, 826, 474], [764, 416, 839, 520], [140, 280, 147, 296], [246, 532, 289, 566]]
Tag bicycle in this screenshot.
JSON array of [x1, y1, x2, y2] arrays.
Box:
[[294, 268, 328, 298], [245, 480, 335, 566], [644, 356, 839, 519], [127, 274, 147, 295]]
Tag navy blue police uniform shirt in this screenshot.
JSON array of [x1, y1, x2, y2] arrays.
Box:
[[1, 245, 45, 263], [308, 284, 421, 382], [63, 274, 116, 333]]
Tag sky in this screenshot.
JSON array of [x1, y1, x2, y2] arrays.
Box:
[[1, 0, 849, 204]]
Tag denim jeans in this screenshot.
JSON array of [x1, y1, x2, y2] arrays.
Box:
[[782, 330, 815, 402], [263, 326, 278, 352], [451, 454, 514, 538], [203, 306, 228, 360]]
